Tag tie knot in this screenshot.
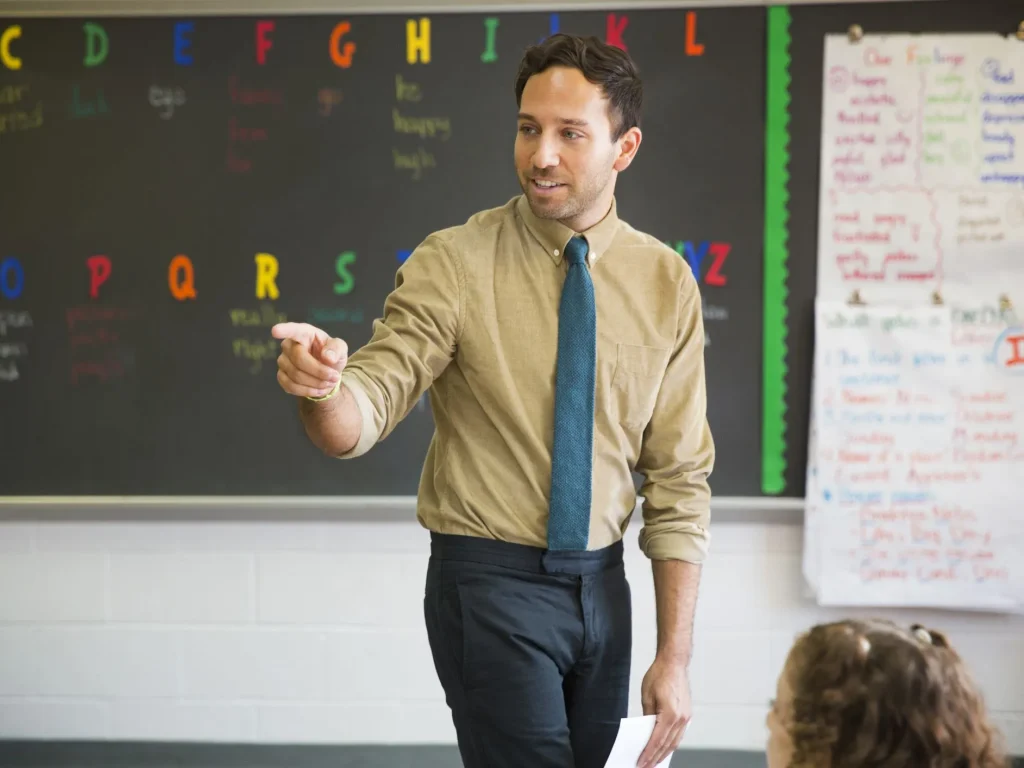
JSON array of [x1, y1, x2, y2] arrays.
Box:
[[564, 236, 589, 266]]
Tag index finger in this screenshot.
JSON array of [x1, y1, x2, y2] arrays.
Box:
[[271, 322, 317, 344], [638, 714, 674, 768]]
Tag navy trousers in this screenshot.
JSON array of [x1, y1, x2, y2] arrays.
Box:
[[423, 532, 632, 768]]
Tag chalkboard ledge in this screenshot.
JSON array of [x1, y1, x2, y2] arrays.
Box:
[[0, 496, 804, 524]]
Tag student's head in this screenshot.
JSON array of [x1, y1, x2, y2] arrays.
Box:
[[513, 34, 643, 230], [767, 619, 1005, 768]]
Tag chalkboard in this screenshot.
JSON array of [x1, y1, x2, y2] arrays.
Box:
[[783, 0, 1023, 500], [0, 7, 768, 497]]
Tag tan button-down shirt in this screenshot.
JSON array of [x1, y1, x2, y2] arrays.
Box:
[[339, 195, 715, 562]]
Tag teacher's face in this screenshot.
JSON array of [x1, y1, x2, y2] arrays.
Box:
[[514, 65, 621, 226]]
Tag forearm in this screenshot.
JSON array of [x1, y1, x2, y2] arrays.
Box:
[[298, 383, 363, 457], [652, 559, 701, 665]]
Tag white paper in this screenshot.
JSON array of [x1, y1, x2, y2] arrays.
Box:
[[603, 715, 676, 768], [815, 32, 1024, 308], [806, 302, 1024, 612], [807, 31, 1024, 610]]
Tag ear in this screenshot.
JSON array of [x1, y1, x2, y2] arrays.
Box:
[[612, 126, 642, 172]]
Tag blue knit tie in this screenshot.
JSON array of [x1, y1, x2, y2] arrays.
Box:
[[547, 235, 595, 551]]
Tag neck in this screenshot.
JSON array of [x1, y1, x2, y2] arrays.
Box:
[[559, 193, 614, 233]]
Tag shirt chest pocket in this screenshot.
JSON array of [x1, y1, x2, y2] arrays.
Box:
[[610, 343, 671, 430]]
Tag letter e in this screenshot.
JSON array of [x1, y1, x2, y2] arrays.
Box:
[[174, 21, 194, 66]]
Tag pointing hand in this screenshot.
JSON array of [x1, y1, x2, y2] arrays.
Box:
[[271, 322, 347, 399]]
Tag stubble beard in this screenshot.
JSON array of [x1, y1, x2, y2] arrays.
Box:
[[519, 168, 610, 224]]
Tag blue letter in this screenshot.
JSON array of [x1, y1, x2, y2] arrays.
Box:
[[539, 13, 559, 42], [683, 240, 709, 280], [397, 249, 412, 264], [174, 21, 194, 66], [0, 256, 25, 299]]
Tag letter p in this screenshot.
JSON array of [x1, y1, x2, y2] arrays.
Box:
[[87, 255, 112, 299]]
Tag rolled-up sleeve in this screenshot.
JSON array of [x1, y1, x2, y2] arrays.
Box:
[[635, 274, 715, 563], [335, 233, 464, 459]]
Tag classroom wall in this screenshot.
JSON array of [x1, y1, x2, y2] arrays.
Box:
[[0, 512, 1021, 753], [0, 0, 1019, 758]]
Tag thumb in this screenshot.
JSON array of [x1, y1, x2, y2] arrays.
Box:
[[320, 336, 349, 368]]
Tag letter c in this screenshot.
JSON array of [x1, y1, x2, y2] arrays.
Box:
[[1, 25, 23, 70]]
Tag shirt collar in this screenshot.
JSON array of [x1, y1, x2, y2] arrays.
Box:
[[515, 194, 620, 266]]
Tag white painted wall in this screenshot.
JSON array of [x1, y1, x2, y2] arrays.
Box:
[[0, 515, 1021, 752]]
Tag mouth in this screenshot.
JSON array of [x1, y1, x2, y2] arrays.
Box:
[[529, 178, 566, 194]]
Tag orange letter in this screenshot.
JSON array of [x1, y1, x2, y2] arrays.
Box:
[[406, 18, 430, 64], [605, 14, 628, 50], [1, 25, 22, 70], [330, 21, 355, 68], [168, 254, 197, 300], [87, 255, 111, 299], [255, 253, 279, 299], [256, 20, 274, 65], [685, 11, 704, 57]]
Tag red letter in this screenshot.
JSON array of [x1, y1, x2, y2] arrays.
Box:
[[685, 11, 704, 56], [87, 255, 111, 299], [330, 21, 355, 68], [605, 14, 628, 50], [256, 20, 274, 65], [1005, 334, 1024, 367], [705, 243, 730, 286]]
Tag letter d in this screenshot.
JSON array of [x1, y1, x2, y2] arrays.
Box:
[[83, 22, 109, 67]]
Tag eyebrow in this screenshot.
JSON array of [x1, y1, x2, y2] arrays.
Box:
[[517, 112, 589, 127]]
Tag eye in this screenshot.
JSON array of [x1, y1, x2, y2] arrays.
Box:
[[563, 129, 582, 139], [518, 125, 537, 135]]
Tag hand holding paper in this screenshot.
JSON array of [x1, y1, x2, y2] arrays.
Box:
[[603, 716, 676, 768]]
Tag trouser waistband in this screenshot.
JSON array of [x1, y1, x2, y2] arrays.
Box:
[[429, 532, 623, 576]]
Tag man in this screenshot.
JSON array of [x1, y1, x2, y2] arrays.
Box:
[[273, 33, 714, 768]]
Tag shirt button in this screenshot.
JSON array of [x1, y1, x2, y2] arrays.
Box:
[[553, 249, 559, 256]]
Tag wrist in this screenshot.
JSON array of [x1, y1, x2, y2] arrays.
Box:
[[305, 378, 341, 402]]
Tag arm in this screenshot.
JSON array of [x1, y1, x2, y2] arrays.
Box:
[[297, 382, 363, 457], [652, 558, 701, 665], [635, 275, 714, 768], [275, 234, 462, 459]]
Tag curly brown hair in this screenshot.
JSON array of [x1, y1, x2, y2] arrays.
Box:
[[782, 619, 1007, 768]]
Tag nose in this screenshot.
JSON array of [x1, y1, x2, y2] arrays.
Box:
[[531, 136, 560, 170]]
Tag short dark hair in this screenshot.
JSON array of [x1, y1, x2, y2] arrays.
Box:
[[514, 33, 642, 140]]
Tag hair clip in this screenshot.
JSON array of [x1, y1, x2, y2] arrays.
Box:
[[911, 625, 932, 644], [857, 636, 872, 657]]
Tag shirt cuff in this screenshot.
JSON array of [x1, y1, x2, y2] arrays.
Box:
[[638, 523, 711, 564], [333, 371, 383, 459]]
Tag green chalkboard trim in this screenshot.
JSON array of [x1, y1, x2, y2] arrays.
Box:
[[761, 4, 792, 496]]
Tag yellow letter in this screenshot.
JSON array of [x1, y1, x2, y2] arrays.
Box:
[[255, 253, 279, 299], [168, 254, 197, 300], [1, 25, 23, 71], [406, 17, 430, 64]]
